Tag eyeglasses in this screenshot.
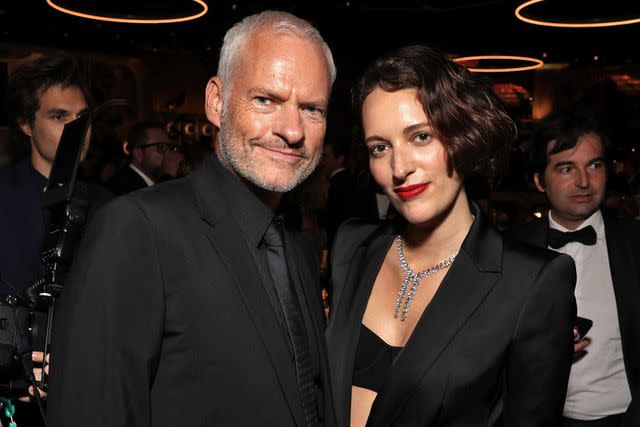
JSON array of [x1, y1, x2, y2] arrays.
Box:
[[138, 142, 180, 154]]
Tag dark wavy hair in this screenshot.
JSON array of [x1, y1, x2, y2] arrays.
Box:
[[531, 110, 609, 185], [353, 45, 516, 182], [126, 121, 166, 159], [8, 54, 92, 149]]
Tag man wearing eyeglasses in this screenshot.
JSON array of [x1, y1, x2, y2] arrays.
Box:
[[108, 122, 183, 195]]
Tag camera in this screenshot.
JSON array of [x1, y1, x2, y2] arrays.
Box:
[[0, 113, 91, 396], [0, 296, 47, 396]]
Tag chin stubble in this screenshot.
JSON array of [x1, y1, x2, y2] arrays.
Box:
[[218, 107, 322, 192]]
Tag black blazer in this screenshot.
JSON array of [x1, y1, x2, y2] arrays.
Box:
[[47, 157, 336, 426], [510, 213, 640, 422], [107, 165, 149, 195], [326, 211, 577, 427]]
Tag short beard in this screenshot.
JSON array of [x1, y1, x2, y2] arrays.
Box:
[[217, 106, 322, 192]]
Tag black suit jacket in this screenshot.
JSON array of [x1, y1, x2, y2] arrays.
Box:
[[510, 213, 640, 422], [326, 211, 577, 426], [47, 157, 336, 426], [107, 164, 149, 195]]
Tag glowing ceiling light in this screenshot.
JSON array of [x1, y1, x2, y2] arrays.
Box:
[[454, 55, 544, 73], [515, 0, 640, 28], [46, 0, 208, 24]]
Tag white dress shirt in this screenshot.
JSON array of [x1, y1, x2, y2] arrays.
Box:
[[548, 210, 631, 420], [129, 163, 155, 187]]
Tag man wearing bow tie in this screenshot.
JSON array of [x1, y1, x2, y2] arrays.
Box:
[[511, 111, 639, 427]]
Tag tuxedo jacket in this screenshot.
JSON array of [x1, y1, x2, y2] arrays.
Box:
[[510, 213, 640, 420], [47, 157, 336, 426], [107, 164, 149, 195], [326, 211, 577, 427]]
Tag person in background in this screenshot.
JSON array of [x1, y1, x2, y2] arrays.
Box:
[[322, 139, 357, 245], [0, 53, 111, 427], [107, 121, 183, 195], [511, 111, 639, 427]]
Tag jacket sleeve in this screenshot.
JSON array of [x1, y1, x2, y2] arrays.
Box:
[[504, 252, 577, 427], [47, 196, 165, 427]]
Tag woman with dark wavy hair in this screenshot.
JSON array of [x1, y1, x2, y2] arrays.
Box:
[[326, 45, 577, 427]]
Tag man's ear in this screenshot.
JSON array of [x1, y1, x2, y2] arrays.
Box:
[[205, 76, 224, 128], [19, 121, 33, 138], [533, 173, 545, 193]]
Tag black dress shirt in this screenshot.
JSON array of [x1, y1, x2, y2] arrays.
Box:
[[212, 155, 321, 384]]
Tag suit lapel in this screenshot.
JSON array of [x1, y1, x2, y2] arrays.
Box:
[[286, 234, 338, 424], [127, 166, 149, 191], [189, 160, 306, 426], [286, 233, 324, 343], [368, 214, 503, 426], [327, 225, 395, 424], [603, 215, 640, 390]]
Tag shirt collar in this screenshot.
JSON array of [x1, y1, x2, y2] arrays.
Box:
[[211, 154, 275, 248], [129, 164, 155, 187], [329, 167, 346, 180], [548, 209, 605, 239], [14, 159, 48, 190]]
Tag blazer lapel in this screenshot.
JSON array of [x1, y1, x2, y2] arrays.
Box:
[[286, 233, 324, 343], [368, 214, 503, 426], [286, 234, 338, 425], [189, 160, 306, 426], [603, 214, 640, 391], [327, 224, 395, 424]]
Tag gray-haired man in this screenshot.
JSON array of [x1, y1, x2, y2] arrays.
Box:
[[48, 11, 337, 426]]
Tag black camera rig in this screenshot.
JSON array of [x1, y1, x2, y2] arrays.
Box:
[[0, 113, 92, 421]]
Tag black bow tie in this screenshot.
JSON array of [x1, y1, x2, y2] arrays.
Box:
[[548, 225, 597, 249]]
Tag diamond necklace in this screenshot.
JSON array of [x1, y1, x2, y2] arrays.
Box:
[[393, 235, 458, 321]]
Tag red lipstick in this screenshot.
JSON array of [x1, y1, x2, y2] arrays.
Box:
[[394, 184, 428, 200]]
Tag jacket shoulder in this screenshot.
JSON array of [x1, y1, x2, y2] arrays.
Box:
[[501, 232, 576, 298], [331, 218, 380, 265], [604, 213, 640, 233], [128, 177, 193, 208], [102, 177, 199, 230], [507, 218, 547, 247]]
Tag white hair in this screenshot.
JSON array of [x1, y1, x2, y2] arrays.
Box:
[[217, 10, 336, 92]]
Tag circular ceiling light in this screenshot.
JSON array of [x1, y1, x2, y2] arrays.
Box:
[[515, 0, 640, 28], [454, 55, 544, 73], [46, 0, 208, 24]]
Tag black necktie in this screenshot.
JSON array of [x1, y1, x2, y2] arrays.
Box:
[[548, 225, 597, 249], [263, 217, 318, 426]]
